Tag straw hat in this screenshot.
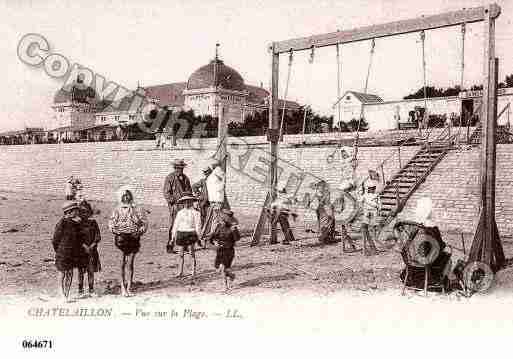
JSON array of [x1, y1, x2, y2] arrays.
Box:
[[62, 201, 78, 213], [172, 159, 187, 168]]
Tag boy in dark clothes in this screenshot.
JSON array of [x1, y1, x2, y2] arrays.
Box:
[[205, 209, 240, 291], [77, 200, 101, 297], [52, 201, 88, 302]]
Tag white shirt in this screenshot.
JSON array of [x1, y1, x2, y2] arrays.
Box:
[[172, 208, 202, 239], [206, 166, 225, 203]]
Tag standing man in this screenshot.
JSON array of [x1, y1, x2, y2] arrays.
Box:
[[163, 159, 192, 253], [200, 159, 230, 246], [192, 162, 213, 226]]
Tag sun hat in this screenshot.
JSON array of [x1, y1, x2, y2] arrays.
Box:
[[172, 159, 187, 168], [62, 201, 79, 213]]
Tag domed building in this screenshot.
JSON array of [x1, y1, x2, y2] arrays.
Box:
[[50, 77, 103, 142], [50, 52, 300, 141]]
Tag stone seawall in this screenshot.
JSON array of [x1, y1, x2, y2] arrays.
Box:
[[1, 139, 511, 236]]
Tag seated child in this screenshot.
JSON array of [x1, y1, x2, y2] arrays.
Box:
[[171, 193, 201, 278], [205, 209, 240, 291], [108, 187, 148, 297]]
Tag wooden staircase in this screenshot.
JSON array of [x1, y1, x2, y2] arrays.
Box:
[[377, 141, 452, 227]]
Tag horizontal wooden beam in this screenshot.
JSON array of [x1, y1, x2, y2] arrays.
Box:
[[272, 4, 500, 54]]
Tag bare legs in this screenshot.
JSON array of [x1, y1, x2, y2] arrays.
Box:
[[177, 245, 196, 278], [120, 253, 136, 297], [59, 270, 73, 302], [219, 264, 235, 291]]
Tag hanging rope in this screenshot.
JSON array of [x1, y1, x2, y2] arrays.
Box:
[[302, 46, 315, 135], [420, 30, 428, 137], [336, 42, 342, 129], [279, 49, 294, 138], [351, 38, 376, 170], [457, 23, 466, 143]]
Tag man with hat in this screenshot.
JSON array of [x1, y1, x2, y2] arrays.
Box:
[[192, 161, 213, 228], [200, 159, 230, 245], [163, 159, 192, 253], [360, 178, 380, 256]]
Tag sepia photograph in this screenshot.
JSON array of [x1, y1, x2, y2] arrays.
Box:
[[1, 0, 513, 355]]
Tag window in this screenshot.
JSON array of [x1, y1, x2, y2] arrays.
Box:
[[115, 115, 120, 122], [346, 96, 351, 100]]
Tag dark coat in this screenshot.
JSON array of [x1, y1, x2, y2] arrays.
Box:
[[79, 218, 102, 272], [52, 218, 88, 271]]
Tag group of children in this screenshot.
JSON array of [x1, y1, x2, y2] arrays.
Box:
[[52, 177, 240, 302], [52, 198, 101, 301]]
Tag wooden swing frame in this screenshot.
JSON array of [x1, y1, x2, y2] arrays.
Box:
[[265, 4, 505, 270]]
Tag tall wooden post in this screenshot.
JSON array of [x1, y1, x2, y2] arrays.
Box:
[[469, 4, 505, 271], [269, 44, 280, 244]]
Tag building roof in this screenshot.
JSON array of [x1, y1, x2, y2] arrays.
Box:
[[346, 91, 383, 104], [144, 82, 186, 107], [187, 59, 245, 92], [54, 83, 97, 104]]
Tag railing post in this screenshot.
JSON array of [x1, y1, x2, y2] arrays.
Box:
[[380, 164, 385, 186], [398, 146, 402, 168]]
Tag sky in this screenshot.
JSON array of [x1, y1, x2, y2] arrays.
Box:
[[1, 0, 513, 131]]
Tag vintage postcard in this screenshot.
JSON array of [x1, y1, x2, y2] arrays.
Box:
[[1, 0, 513, 355]]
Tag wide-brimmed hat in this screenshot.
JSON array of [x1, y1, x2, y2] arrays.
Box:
[[173, 159, 187, 168], [177, 192, 198, 203], [221, 209, 238, 225], [62, 200, 79, 213]]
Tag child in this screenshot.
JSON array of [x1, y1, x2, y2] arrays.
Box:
[[77, 200, 101, 297], [170, 193, 201, 278], [360, 179, 380, 256], [206, 209, 240, 291], [52, 201, 88, 302], [108, 187, 148, 297], [65, 176, 75, 200]]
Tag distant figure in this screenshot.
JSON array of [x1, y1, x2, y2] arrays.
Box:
[[205, 209, 240, 291], [108, 187, 148, 297], [65, 176, 75, 200], [360, 179, 380, 256]]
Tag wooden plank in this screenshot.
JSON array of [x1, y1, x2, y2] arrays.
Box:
[[273, 5, 500, 54], [250, 192, 272, 246]]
